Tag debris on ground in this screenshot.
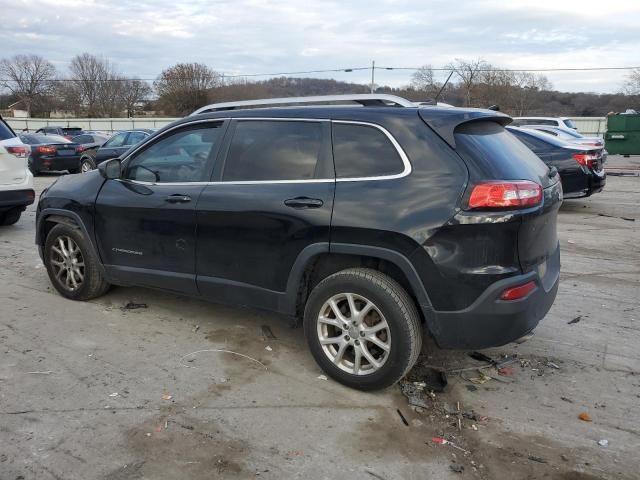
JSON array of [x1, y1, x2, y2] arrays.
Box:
[[466, 385, 478, 392], [161, 394, 173, 401], [365, 469, 387, 480], [528, 455, 548, 464], [568, 315, 582, 324], [261, 325, 277, 339], [399, 382, 431, 408], [561, 396, 574, 403], [265, 346, 273, 352], [108, 392, 119, 397], [180, 349, 268, 370], [498, 367, 514, 376], [403, 363, 448, 392], [317, 374, 327, 380], [431, 436, 469, 454], [192, 325, 200, 333], [578, 412, 592, 422], [123, 302, 148, 310], [597, 439, 609, 447], [449, 463, 464, 473], [396, 409, 409, 426]]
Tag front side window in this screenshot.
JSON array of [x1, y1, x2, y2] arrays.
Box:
[[124, 123, 222, 183], [104, 132, 127, 148], [223, 121, 323, 181], [332, 123, 404, 178]]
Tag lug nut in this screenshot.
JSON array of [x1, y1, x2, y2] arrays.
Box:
[[344, 335, 350, 341], [360, 331, 365, 337], [355, 340, 360, 345]]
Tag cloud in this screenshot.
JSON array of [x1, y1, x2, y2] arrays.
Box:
[[0, 0, 638, 93]]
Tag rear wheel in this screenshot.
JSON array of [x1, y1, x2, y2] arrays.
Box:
[[303, 268, 422, 390], [80, 157, 96, 173], [44, 223, 110, 300], [0, 208, 22, 226]]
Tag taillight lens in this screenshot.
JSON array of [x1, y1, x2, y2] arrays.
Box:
[[468, 181, 542, 209], [37, 145, 57, 154], [6, 146, 30, 158], [500, 280, 537, 301], [573, 153, 598, 168], [75, 145, 86, 153]]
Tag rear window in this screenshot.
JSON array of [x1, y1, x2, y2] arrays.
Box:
[[455, 122, 549, 184], [562, 119, 576, 129], [0, 119, 16, 141], [63, 128, 82, 134], [332, 123, 404, 178]]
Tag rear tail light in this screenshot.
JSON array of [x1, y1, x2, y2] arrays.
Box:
[[36, 145, 57, 154], [6, 146, 30, 158], [573, 153, 598, 168], [75, 145, 86, 153], [500, 280, 537, 301], [468, 181, 542, 209]]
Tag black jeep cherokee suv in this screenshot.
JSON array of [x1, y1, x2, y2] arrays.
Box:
[[35, 95, 562, 390]]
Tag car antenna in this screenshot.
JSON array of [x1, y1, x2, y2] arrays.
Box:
[[434, 71, 454, 104]]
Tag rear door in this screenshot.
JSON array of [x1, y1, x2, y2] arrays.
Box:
[[94, 132, 128, 164], [94, 121, 226, 294], [195, 119, 334, 310]]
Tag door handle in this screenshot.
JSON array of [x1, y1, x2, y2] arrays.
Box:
[[165, 194, 192, 203], [284, 197, 324, 209]]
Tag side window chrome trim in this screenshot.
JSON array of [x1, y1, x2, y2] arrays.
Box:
[[120, 118, 411, 186]]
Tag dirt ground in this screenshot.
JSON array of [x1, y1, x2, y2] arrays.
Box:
[[1, 163, 638, 479]]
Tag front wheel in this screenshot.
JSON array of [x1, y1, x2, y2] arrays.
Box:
[[303, 268, 422, 391], [44, 223, 110, 300]]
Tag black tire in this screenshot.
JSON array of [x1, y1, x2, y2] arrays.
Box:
[[28, 161, 39, 176], [44, 223, 110, 300], [0, 208, 22, 226], [303, 267, 422, 391], [80, 157, 96, 173]]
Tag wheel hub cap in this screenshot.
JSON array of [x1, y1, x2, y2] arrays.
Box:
[[49, 235, 85, 292], [317, 293, 391, 376]]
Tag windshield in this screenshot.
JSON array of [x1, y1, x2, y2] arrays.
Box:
[[20, 134, 71, 144]]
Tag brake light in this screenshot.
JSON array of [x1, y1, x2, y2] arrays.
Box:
[[75, 145, 86, 153], [573, 153, 598, 168], [5, 146, 30, 158], [500, 281, 536, 301], [468, 181, 542, 209], [37, 145, 57, 154]]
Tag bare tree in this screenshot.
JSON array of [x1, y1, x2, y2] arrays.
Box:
[[121, 79, 152, 117], [410, 65, 440, 98], [623, 69, 640, 95], [512, 72, 552, 116], [0, 54, 56, 115], [446, 58, 489, 107], [154, 63, 222, 115]]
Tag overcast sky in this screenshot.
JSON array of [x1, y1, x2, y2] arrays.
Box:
[[2, 0, 639, 93]]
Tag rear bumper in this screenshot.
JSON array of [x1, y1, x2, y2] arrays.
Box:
[[33, 155, 81, 171], [564, 169, 606, 199], [426, 244, 560, 350], [0, 189, 35, 212]]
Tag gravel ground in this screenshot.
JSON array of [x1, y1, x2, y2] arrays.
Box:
[[1, 164, 638, 479]]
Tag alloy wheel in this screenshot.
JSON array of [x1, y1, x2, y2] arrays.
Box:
[[49, 235, 85, 291], [317, 293, 391, 375], [80, 161, 93, 173]]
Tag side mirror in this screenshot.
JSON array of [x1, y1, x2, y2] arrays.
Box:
[[98, 158, 122, 180]]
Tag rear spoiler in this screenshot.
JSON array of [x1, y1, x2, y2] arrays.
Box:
[[418, 108, 512, 148]]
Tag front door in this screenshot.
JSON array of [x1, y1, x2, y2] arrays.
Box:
[[94, 120, 227, 294], [195, 119, 335, 310]]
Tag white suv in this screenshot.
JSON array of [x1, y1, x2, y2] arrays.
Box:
[[512, 117, 577, 132], [0, 117, 34, 226]]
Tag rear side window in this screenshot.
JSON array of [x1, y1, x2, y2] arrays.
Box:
[[0, 119, 15, 140], [223, 121, 323, 181], [125, 131, 148, 146], [563, 119, 576, 129], [455, 122, 549, 183], [332, 123, 404, 178]]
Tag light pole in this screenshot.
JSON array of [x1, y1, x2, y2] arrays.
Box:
[[370, 60, 375, 93]]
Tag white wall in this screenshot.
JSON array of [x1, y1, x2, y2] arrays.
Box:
[[6, 116, 607, 137]]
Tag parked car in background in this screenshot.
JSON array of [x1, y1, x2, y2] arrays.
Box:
[[78, 129, 153, 172], [512, 117, 578, 131], [0, 116, 34, 226], [507, 126, 605, 198], [71, 134, 110, 173], [36, 94, 562, 390], [524, 125, 605, 147], [35, 126, 84, 140], [19, 134, 82, 175]]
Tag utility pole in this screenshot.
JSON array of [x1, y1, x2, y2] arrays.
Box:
[[370, 60, 375, 93]]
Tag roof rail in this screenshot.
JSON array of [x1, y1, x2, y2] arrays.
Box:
[[191, 94, 415, 115]]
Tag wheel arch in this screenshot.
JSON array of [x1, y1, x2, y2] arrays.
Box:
[[284, 243, 435, 332]]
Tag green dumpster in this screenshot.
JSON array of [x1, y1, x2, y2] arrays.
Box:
[[605, 114, 640, 155]]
